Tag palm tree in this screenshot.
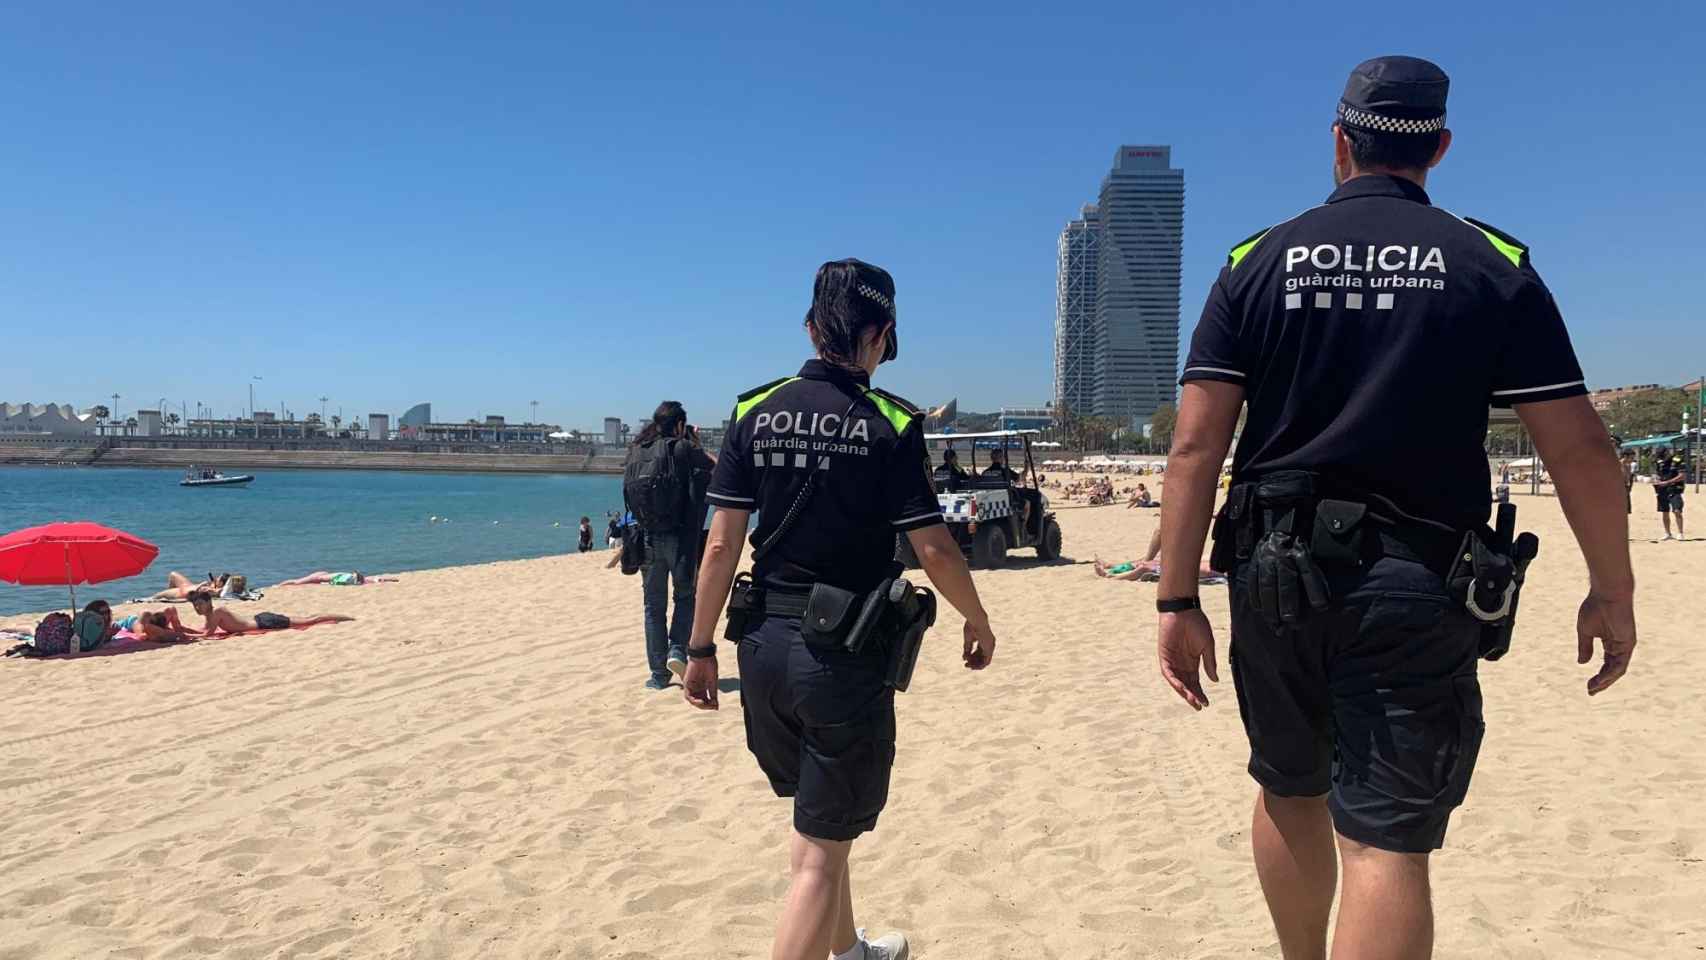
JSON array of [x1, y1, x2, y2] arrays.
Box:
[[90, 404, 110, 424], [165, 412, 181, 435]]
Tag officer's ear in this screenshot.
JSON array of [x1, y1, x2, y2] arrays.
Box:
[[1428, 129, 1453, 169]]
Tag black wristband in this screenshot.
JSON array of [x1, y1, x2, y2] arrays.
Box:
[[1156, 596, 1201, 613], [686, 644, 718, 660]]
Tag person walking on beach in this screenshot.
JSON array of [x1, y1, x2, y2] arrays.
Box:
[[578, 516, 594, 553], [1156, 57, 1636, 960], [623, 401, 716, 689], [681, 258, 999, 960], [1653, 446, 1686, 539]]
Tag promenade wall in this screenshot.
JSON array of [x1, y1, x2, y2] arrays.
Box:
[[0, 437, 626, 475]]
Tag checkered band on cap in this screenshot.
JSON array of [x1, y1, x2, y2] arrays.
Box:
[[1337, 102, 1445, 134], [856, 283, 895, 315]]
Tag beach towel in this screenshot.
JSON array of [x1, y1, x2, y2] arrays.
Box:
[[1135, 571, 1229, 585]]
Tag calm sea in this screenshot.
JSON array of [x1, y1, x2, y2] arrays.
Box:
[[0, 466, 624, 615]]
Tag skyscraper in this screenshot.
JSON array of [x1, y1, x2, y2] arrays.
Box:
[[1054, 204, 1099, 418], [1053, 146, 1185, 427]]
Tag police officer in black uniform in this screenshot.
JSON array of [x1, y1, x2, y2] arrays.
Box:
[[1154, 57, 1637, 959], [681, 258, 998, 960]]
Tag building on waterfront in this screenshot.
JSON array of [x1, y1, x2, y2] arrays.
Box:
[[0, 402, 99, 437], [187, 412, 327, 440], [1055, 205, 1099, 418], [399, 403, 431, 430], [368, 414, 391, 440], [602, 417, 625, 446], [998, 406, 1055, 431], [414, 416, 562, 444], [1054, 146, 1185, 427]]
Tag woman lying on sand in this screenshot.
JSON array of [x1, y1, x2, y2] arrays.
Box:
[[276, 571, 395, 586], [146, 571, 228, 601], [188, 590, 353, 637], [1094, 557, 1222, 582]]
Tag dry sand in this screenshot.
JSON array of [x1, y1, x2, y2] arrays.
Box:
[[1, 487, 1701, 958]]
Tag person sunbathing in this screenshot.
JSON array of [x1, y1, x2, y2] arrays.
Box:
[[97, 603, 197, 643], [187, 590, 353, 637], [277, 571, 394, 586], [147, 571, 227, 601], [1094, 557, 1220, 582]]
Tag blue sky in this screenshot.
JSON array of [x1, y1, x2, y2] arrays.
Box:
[[2, 2, 1700, 430]]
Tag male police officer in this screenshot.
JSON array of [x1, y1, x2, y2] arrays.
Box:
[[681, 259, 998, 960], [1155, 57, 1637, 960]]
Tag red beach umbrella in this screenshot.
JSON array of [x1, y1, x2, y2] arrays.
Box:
[[0, 522, 160, 612]]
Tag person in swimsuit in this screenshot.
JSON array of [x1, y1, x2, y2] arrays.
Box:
[[147, 571, 227, 601], [188, 591, 353, 636], [277, 571, 392, 586]]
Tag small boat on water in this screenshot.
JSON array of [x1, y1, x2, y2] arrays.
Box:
[[181, 467, 254, 487]]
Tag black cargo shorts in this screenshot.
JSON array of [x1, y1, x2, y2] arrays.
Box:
[[737, 613, 896, 842], [1228, 554, 1485, 853]]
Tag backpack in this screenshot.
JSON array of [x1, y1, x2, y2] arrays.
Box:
[[623, 438, 686, 532], [33, 613, 73, 656]]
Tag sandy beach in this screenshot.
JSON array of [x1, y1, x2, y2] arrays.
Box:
[[1, 488, 1701, 959]]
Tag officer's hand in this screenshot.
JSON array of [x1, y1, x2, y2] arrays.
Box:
[[962, 617, 996, 670], [1577, 593, 1636, 696], [683, 654, 720, 710], [1158, 608, 1218, 711]]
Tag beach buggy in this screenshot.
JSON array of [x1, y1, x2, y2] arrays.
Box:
[[896, 430, 1062, 569]]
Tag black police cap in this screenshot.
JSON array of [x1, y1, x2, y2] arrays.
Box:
[[1337, 55, 1449, 134]]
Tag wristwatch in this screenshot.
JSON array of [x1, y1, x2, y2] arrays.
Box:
[[686, 644, 718, 660], [1156, 596, 1201, 614]]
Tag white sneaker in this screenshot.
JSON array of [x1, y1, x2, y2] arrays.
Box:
[[666, 655, 687, 678], [862, 930, 909, 960]]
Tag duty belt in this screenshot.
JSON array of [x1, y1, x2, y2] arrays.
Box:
[[1211, 470, 1539, 659]]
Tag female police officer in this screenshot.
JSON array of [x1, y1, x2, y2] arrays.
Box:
[[682, 258, 998, 960]]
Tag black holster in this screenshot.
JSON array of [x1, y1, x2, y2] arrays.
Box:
[[1447, 502, 1541, 660], [723, 573, 758, 642], [1219, 472, 1335, 630]]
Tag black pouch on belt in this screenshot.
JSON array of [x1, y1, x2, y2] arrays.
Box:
[[1310, 499, 1368, 569], [801, 582, 862, 651]]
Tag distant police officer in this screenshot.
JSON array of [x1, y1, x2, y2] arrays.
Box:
[[682, 258, 998, 960], [1653, 446, 1686, 539], [1155, 57, 1637, 959]]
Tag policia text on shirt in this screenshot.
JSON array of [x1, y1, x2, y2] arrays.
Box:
[[1156, 57, 1637, 960], [680, 259, 999, 960]]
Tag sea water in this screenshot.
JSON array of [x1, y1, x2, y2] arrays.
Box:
[[0, 466, 624, 615]]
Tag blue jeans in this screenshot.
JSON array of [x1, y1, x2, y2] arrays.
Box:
[[641, 531, 697, 683]]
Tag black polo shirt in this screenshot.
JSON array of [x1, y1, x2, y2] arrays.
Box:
[[706, 359, 942, 593], [1182, 174, 1586, 530]]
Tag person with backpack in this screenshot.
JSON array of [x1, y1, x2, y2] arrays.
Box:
[[623, 401, 717, 690]]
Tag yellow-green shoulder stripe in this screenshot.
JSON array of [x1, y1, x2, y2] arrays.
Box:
[[733, 377, 799, 422], [1227, 228, 1271, 270], [1463, 216, 1526, 268], [863, 388, 917, 434]]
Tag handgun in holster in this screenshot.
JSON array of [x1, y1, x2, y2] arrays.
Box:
[[839, 577, 936, 692]]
